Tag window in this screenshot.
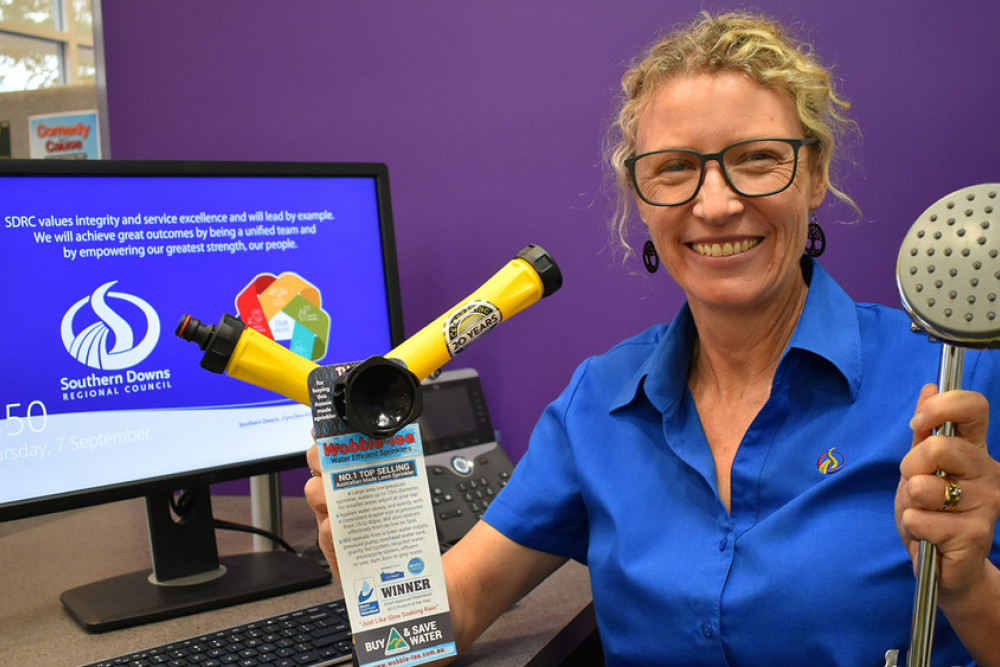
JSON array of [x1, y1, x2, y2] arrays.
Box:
[[0, 0, 94, 92]]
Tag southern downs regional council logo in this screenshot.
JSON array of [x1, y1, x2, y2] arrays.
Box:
[[61, 281, 161, 370]]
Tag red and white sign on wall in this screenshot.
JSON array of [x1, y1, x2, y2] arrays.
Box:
[[28, 110, 100, 159]]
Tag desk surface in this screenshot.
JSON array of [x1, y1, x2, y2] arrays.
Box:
[[0, 494, 592, 667]]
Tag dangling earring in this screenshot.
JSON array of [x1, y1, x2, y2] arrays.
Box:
[[806, 211, 825, 258], [642, 239, 659, 273]]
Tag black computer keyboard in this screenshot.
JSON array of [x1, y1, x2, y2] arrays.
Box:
[[82, 598, 355, 667]]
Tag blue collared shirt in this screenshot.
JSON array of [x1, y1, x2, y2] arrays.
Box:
[[484, 258, 1000, 666]]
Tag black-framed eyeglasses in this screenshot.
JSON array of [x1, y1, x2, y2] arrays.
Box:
[[624, 137, 819, 207]]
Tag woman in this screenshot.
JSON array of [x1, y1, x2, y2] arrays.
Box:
[[306, 12, 1000, 665]]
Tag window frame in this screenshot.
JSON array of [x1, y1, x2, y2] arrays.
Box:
[[0, 0, 95, 90]]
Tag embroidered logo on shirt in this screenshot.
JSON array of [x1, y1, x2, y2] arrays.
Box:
[[816, 447, 845, 474]]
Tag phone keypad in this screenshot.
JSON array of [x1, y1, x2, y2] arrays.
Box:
[[427, 451, 512, 546]]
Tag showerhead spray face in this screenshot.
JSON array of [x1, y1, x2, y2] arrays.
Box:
[[896, 183, 1000, 347]]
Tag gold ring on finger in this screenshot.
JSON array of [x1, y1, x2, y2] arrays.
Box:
[[939, 477, 962, 512]]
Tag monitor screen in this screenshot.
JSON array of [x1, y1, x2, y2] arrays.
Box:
[[0, 159, 405, 630]]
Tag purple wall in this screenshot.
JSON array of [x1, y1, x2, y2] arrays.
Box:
[[98, 1, 1000, 491]]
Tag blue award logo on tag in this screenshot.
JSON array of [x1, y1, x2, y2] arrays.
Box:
[[355, 578, 379, 616]]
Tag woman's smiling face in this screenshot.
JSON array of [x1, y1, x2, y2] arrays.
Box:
[[634, 71, 827, 314]]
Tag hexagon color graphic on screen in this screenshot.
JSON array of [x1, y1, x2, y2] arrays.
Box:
[[235, 272, 330, 361]]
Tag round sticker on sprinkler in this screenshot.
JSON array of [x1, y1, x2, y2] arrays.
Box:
[[443, 300, 502, 357]]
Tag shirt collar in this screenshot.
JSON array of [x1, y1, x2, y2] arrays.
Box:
[[611, 257, 863, 414]]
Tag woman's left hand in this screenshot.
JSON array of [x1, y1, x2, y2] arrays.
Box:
[[895, 384, 1000, 601]]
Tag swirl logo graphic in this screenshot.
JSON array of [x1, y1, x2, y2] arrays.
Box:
[[816, 447, 845, 475], [61, 281, 161, 370], [236, 272, 330, 361]]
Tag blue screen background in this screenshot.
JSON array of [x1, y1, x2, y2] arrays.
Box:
[[0, 169, 396, 505]]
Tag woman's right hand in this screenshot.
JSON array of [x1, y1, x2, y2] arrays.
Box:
[[305, 443, 339, 575]]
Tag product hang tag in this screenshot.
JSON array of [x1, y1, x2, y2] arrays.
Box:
[[308, 364, 457, 667]]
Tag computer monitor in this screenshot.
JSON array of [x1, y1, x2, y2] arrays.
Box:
[[0, 159, 405, 631]]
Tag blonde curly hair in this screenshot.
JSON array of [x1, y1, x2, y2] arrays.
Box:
[[607, 11, 858, 259]]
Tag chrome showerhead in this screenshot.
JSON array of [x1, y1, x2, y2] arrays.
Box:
[[894, 182, 1000, 667], [896, 183, 1000, 347]]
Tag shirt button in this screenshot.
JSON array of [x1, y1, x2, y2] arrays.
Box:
[[701, 622, 714, 639], [718, 536, 728, 551]]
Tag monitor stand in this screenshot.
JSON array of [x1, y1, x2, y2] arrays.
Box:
[[250, 472, 283, 552], [60, 485, 331, 633]]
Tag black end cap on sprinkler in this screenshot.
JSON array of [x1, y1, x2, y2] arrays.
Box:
[[176, 313, 245, 374], [332, 356, 423, 438], [517, 244, 562, 297]]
